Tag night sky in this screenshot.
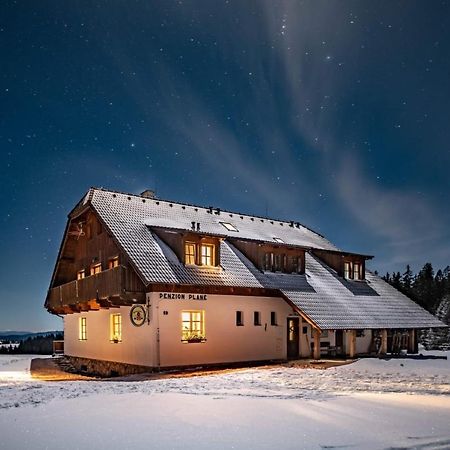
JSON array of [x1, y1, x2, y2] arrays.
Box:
[[1, 1, 449, 331]]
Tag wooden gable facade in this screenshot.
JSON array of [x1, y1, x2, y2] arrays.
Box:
[[45, 206, 145, 315]]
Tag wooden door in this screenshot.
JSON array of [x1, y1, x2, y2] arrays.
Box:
[[335, 330, 344, 356], [287, 318, 299, 359]]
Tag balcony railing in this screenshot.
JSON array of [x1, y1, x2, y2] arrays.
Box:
[[45, 265, 144, 312]]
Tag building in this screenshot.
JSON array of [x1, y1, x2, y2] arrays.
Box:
[[45, 188, 445, 376]]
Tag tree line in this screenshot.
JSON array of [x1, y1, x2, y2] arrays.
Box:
[[382, 263, 450, 314], [0, 333, 63, 355]]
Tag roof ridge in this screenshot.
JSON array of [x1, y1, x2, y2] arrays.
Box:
[[90, 186, 330, 241]]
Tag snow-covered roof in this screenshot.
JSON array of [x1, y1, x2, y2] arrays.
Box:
[[84, 188, 445, 330]]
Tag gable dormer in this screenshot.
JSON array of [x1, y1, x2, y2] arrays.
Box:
[[312, 249, 372, 281], [152, 228, 221, 268], [231, 239, 306, 274]]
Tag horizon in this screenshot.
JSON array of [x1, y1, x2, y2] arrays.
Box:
[[1, 1, 449, 330]]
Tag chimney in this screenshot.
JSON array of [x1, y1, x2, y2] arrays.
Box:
[[140, 190, 156, 199], [191, 221, 196, 231], [196, 222, 201, 231]]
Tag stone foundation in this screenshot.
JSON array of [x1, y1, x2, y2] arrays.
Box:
[[65, 355, 153, 378]]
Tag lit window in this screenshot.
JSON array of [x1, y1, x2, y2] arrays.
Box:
[[273, 237, 284, 243], [90, 263, 101, 276], [220, 222, 238, 232], [185, 242, 196, 265], [110, 314, 122, 342], [254, 311, 261, 326], [79, 317, 87, 341], [236, 311, 244, 326], [77, 269, 85, 280], [200, 244, 215, 266], [108, 256, 119, 269], [344, 262, 352, 279], [181, 310, 205, 342], [270, 311, 277, 326], [353, 263, 361, 280]]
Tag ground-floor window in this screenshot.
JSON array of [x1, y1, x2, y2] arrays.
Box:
[[181, 310, 206, 343], [270, 311, 277, 326], [236, 310, 244, 326], [254, 311, 261, 326], [79, 317, 87, 341], [110, 313, 122, 343]]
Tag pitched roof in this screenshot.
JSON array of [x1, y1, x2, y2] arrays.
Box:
[[83, 188, 444, 330]]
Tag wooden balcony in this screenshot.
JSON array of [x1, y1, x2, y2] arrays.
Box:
[[45, 265, 145, 314]]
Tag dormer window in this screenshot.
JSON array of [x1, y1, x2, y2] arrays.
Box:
[[108, 256, 119, 269], [185, 242, 196, 265], [200, 243, 215, 266], [344, 261, 352, 279], [353, 262, 361, 280], [263, 252, 273, 271], [273, 237, 284, 243], [221, 222, 238, 232]]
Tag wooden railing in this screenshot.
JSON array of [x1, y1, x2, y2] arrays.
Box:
[[45, 265, 142, 311]]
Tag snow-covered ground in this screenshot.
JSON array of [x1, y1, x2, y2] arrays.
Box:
[[1, 353, 449, 449]]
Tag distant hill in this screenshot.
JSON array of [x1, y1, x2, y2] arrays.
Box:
[[0, 331, 62, 341]]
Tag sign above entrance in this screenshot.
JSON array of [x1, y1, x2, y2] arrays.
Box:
[[159, 292, 207, 301]]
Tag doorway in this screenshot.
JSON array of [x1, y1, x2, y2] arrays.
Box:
[[335, 330, 345, 356], [287, 317, 299, 359]]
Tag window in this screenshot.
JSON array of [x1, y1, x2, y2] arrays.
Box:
[[90, 263, 101, 276], [273, 237, 285, 243], [344, 261, 352, 279], [181, 310, 205, 342], [236, 311, 244, 326], [77, 269, 85, 280], [108, 256, 119, 269], [292, 256, 302, 274], [254, 311, 261, 326], [274, 254, 282, 272], [79, 317, 87, 341], [220, 222, 238, 232], [353, 263, 361, 280], [263, 253, 273, 271], [110, 314, 122, 342], [200, 244, 215, 266], [270, 311, 277, 326], [185, 242, 196, 265]]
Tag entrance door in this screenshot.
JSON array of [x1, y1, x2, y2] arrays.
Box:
[[335, 330, 344, 356], [287, 318, 299, 359]]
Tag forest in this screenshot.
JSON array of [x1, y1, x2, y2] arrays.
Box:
[[0, 332, 63, 355]]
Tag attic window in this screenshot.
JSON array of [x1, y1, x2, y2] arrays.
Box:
[[220, 222, 238, 232], [273, 237, 285, 243]]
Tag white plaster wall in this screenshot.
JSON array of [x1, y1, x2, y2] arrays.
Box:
[[356, 330, 372, 354], [154, 293, 296, 367], [64, 306, 155, 367]]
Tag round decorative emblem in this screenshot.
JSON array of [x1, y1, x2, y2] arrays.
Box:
[[130, 305, 146, 327]]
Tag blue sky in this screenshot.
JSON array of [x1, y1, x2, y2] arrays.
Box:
[[1, 1, 449, 331]]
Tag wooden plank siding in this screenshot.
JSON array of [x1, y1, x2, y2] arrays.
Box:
[[46, 265, 145, 313], [312, 249, 366, 279], [46, 207, 146, 314]]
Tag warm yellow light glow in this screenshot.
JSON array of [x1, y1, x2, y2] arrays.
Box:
[[353, 263, 361, 280], [79, 317, 87, 341], [77, 269, 85, 280], [109, 256, 119, 269], [181, 310, 205, 342], [110, 313, 122, 342], [90, 263, 102, 275], [185, 242, 196, 265], [200, 244, 214, 266]]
